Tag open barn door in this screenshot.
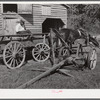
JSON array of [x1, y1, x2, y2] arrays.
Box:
[[42, 18, 65, 33]]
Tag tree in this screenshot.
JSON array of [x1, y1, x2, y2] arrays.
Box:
[[67, 4, 100, 34]]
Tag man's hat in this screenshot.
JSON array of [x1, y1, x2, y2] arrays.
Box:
[[17, 19, 25, 23], [20, 19, 25, 24], [20, 19, 24, 22]]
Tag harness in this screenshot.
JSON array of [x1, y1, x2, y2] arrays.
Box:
[[77, 29, 82, 37]]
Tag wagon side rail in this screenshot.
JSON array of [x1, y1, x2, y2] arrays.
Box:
[[0, 33, 49, 44]]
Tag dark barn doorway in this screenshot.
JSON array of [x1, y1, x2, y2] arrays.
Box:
[[42, 18, 65, 33]]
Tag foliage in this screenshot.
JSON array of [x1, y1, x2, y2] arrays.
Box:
[[67, 4, 100, 35]]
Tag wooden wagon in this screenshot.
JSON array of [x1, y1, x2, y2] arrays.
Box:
[[0, 28, 98, 71], [51, 29, 98, 70], [0, 33, 50, 69]]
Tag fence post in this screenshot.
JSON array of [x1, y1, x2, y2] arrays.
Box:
[[50, 28, 55, 65]]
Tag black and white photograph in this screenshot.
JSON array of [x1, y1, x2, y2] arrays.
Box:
[[0, 2, 100, 91]]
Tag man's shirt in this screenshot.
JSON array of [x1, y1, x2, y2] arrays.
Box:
[[16, 23, 25, 32]]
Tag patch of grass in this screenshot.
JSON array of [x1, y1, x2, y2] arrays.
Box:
[[0, 49, 100, 89]]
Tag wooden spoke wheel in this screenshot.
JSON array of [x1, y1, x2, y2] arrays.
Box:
[[59, 46, 70, 62], [32, 43, 50, 62], [87, 49, 97, 70], [59, 46, 70, 58], [3, 41, 26, 69]]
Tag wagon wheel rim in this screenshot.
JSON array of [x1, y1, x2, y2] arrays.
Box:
[[32, 43, 50, 62], [3, 41, 25, 69], [62, 48, 68, 56], [89, 49, 97, 70], [59, 46, 70, 57], [58, 46, 70, 62]]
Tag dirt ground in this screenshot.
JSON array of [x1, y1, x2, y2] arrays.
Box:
[[0, 48, 100, 89]]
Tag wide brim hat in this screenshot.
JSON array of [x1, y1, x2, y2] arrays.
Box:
[[16, 19, 25, 23], [20, 19, 25, 23]]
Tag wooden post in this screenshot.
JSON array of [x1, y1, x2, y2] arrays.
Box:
[[76, 44, 80, 57], [50, 28, 55, 65], [52, 29, 69, 49]]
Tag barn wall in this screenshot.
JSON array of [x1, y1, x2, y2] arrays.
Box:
[[31, 4, 67, 33], [0, 4, 67, 34], [0, 4, 3, 34], [20, 4, 67, 34]]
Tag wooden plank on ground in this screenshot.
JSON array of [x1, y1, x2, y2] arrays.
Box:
[[17, 57, 72, 89], [44, 67, 73, 77], [58, 70, 74, 78]]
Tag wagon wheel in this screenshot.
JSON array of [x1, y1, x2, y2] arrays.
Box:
[[32, 43, 50, 62], [59, 46, 70, 60], [87, 49, 97, 70], [3, 41, 26, 69]]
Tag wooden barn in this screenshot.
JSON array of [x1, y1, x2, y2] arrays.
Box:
[[0, 4, 69, 35]]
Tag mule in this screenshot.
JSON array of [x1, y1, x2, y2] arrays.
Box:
[[56, 28, 99, 49]]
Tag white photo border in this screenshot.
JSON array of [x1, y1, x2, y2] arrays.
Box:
[[0, 1, 100, 99]]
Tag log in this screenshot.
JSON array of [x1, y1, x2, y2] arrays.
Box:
[[62, 65, 79, 70], [17, 57, 71, 89], [44, 67, 70, 72], [44, 67, 73, 77]]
